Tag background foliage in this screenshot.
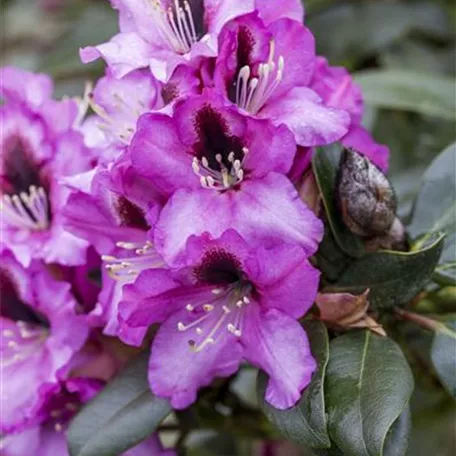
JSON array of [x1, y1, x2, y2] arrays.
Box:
[[1, 0, 455, 454]]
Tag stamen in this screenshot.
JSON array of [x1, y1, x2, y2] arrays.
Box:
[[149, 0, 200, 54], [234, 41, 284, 114], [102, 241, 164, 281], [0, 186, 50, 231]]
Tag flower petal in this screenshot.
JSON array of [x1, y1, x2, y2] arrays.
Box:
[[252, 246, 320, 318], [261, 86, 350, 146], [148, 309, 243, 409], [255, 0, 304, 24], [130, 113, 196, 196], [242, 307, 316, 409], [155, 173, 323, 265], [80, 33, 152, 78]]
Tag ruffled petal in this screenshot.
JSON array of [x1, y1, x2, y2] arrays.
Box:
[[148, 309, 243, 409], [205, 0, 255, 34], [261, 87, 350, 147], [242, 307, 316, 409], [156, 173, 323, 264], [255, 0, 304, 24], [130, 113, 197, 196], [252, 246, 320, 318], [0, 67, 53, 108], [80, 33, 152, 78]]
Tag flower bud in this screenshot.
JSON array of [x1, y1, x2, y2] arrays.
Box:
[[336, 148, 396, 237]]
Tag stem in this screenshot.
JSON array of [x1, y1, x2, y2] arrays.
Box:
[[394, 307, 443, 332]]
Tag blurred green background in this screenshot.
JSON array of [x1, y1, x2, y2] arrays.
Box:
[[1, 1, 454, 454]]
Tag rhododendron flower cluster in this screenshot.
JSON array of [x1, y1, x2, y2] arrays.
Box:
[[1, 0, 389, 453]]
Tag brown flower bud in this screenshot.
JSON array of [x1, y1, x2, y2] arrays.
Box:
[[336, 148, 396, 237], [297, 170, 321, 215]]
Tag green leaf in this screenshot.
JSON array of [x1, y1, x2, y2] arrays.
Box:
[[308, 2, 451, 66], [325, 232, 445, 310], [312, 144, 366, 259], [325, 331, 414, 456], [431, 319, 456, 398], [257, 322, 331, 449], [68, 353, 171, 456], [354, 70, 456, 120], [408, 142, 456, 285], [383, 407, 411, 456]]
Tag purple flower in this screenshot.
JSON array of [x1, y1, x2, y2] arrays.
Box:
[[309, 57, 389, 171], [130, 90, 323, 264], [212, 13, 350, 147], [0, 67, 92, 267], [62, 158, 164, 344], [0, 250, 89, 433], [82, 69, 163, 162], [80, 0, 255, 82], [0, 378, 173, 456], [120, 230, 319, 409]]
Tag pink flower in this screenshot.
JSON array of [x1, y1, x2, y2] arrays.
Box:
[[80, 0, 255, 81], [130, 90, 323, 264], [0, 251, 89, 433], [120, 230, 319, 409], [0, 67, 92, 266], [213, 13, 350, 147]]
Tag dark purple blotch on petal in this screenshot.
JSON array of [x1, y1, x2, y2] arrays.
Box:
[[0, 269, 49, 328], [193, 105, 245, 173], [194, 248, 243, 285], [114, 196, 149, 231]]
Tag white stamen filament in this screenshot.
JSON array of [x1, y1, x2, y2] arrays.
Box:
[[235, 41, 284, 114], [177, 287, 251, 352], [1, 185, 50, 231], [192, 147, 249, 191], [88, 92, 142, 145], [102, 241, 164, 281], [149, 0, 199, 54]]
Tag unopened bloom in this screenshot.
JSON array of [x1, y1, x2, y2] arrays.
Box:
[[80, 0, 255, 81], [120, 230, 319, 409], [0, 378, 173, 456], [213, 13, 350, 147], [0, 251, 88, 433], [130, 90, 323, 263], [0, 67, 92, 266]]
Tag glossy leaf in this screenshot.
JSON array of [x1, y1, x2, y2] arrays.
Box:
[[68, 353, 171, 456], [408, 143, 456, 286], [325, 232, 445, 310], [257, 322, 331, 449], [355, 70, 456, 120], [431, 319, 456, 398], [325, 331, 414, 456], [313, 144, 366, 259]]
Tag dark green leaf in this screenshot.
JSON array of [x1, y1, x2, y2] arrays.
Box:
[[312, 144, 366, 259], [325, 331, 414, 456], [383, 407, 411, 456], [408, 142, 456, 286], [325, 232, 445, 310], [257, 322, 331, 449], [354, 70, 456, 120], [431, 319, 456, 398], [68, 353, 171, 456], [308, 2, 451, 66]]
